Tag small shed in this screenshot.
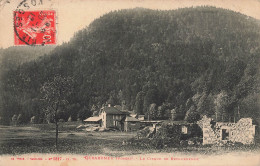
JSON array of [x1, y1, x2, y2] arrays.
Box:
[[83, 117, 102, 127], [123, 116, 140, 132]]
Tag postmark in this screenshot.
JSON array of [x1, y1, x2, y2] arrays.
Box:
[[14, 10, 56, 46]]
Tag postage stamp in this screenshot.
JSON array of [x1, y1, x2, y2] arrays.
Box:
[[14, 10, 56, 46]]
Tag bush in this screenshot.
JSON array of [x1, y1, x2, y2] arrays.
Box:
[[17, 114, 24, 125], [153, 124, 181, 147], [128, 124, 181, 149], [136, 126, 153, 138], [180, 140, 188, 146], [155, 124, 180, 138], [59, 119, 65, 123], [187, 137, 203, 146]]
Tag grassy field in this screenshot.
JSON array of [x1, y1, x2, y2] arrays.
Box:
[[0, 122, 140, 155], [0, 122, 259, 156]]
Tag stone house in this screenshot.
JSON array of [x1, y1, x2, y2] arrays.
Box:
[[84, 105, 143, 131], [123, 116, 140, 132], [198, 116, 256, 145], [99, 106, 129, 129]]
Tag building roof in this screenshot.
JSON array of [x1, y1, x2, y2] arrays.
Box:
[[171, 121, 191, 125], [140, 120, 163, 123], [161, 120, 194, 126], [102, 107, 129, 115], [124, 116, 140, 122], [84, 116, 102, 122], [121, 110, 131, 115], [114, 105, 122, 110]]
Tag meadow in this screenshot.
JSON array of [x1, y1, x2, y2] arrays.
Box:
[[0, 122, 259, 156]]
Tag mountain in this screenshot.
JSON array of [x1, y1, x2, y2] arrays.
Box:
[[0, 46, 55, 79], [0, 6, 259, 125]]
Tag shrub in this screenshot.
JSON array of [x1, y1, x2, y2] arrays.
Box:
[[136, 126, 153, 138], [153, 124, 181, 147], [180, 140, 188, 147], [17, 114, 24, 125], [128, 124, 181, 149], [59, 119, 65, 123]]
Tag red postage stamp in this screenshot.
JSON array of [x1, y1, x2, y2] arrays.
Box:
[[14, 10, 56, 46]]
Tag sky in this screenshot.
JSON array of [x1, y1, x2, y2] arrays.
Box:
[[1, 0, 260, 48]]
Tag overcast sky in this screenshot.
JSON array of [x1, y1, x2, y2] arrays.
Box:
[[1, 0, 260, 48]]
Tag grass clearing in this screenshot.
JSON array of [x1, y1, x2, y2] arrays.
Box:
[[0, 123, 259, 156]]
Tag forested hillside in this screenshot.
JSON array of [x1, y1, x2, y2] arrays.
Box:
[[0, 7, 259, 125], [0, 46, 55, 79]]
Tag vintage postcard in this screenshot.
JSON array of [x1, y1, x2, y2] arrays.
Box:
[[0, 0, 260, 166]]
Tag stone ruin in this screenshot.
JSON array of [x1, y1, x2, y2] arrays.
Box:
[[197, 116, 256, 145]]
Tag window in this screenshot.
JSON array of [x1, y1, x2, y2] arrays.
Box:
[[181, 126, 188, 134], [222, 129, 229, 140]]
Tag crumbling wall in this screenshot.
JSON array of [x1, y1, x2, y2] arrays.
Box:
[[229, 118, 255, 144], [199, 116, 219, 144], [198, 116, 255, 145]]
